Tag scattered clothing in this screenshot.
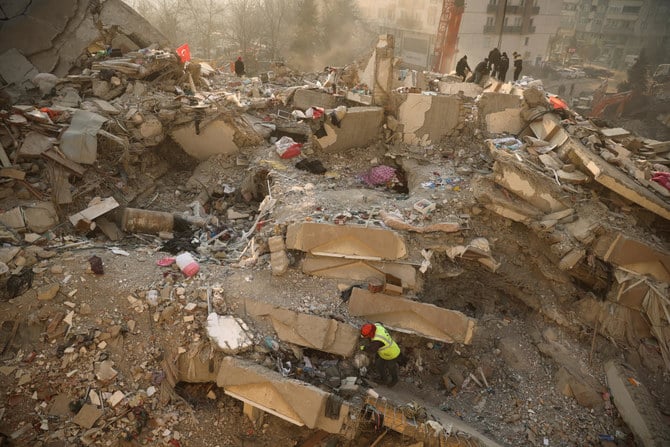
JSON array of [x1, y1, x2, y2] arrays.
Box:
[[295, 158, 327, 174], [360, 165, 397, 187]]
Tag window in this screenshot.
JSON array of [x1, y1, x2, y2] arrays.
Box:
[[489, 0, 497, 5], [525, 37, 529, 45], [513, 17, 522, 26], [504, 17, 509, 26], [486, 16, 494, 26], [622, 6, 641, 14]]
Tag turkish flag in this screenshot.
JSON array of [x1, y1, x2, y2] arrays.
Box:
[[176, 43, 191, 63]]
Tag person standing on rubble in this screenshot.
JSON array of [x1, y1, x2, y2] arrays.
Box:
[[360, 323, 400, 387], [513, 52, 523, 82], [455, 55, 471, 82], [234, 56, 245, 77], [488, 47, 501, 79], [498, 52, 510, 82], [469, 58, 489, 85]]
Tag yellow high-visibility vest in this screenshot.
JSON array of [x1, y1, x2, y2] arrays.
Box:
[[372, 323, 400, 360]]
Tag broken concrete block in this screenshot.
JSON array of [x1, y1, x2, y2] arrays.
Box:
[[72, 404, 103, 429], [32, 73, 58, 95], [206, 314, 253, 354], [107, 390, 125, 407], [0, 207, 26, 231], [600, 128, 630, 138], [95, 360, 118, 383], [286, 222, 407, 260], [23, 202, 58, 233], [170, 119, 239, 161], [90, 99, 120, 115], [492, 159, 567, 213], [60, 110, 108, 164], [0, 48, 39, 88], [478, 92, 522, 124], [437, 81, 482, 97], [397, 94, 461, 146], [301, 254, 416, 288], [293, 88, 338, 110], [217, 356, 349, 433], [485, 108, 524, 134], [69, 197, 120, 228], [593, 233, 670, 283], [17, 131, 53, 159], [92, 79, 111, 98], [139, 114, 163, 140], [348, 288, 476, 344], [245, 299, 358, 356], [37, 283, 59, 300], [555, 367, 602, 408], [605, 361, 670, 446], [568, 138, 670, 221], [316, 107, 383, 152], [522, 87, 548, 108], [268, 236, 285, 253], [270, 250, 289, 276]]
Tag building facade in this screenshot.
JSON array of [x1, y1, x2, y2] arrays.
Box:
[[357, 0, 562, 72]]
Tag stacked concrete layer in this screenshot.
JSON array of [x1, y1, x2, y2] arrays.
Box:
[[293, 89, 341, 111], [348, 288, 476, 345], [217, 356, 349, 434], [605, 361, 670, 447], [244, 298, 359, 357], [301, 254, 417, 288], [396, 93, 462, 146], [285, 222, 407, 260], [315, 107, 384, 152], [0, 0, 169, 76]]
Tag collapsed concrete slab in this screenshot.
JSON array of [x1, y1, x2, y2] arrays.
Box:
[[437, 81, 483, 98], [478, 93, 522, 127], [593, 233, 670, 283], [0, 48, 39, 89], [301, 254, 417, 288], [605, 361, 670, 447], [348, 288, 476, 344], [293, 89, 339, 110], [244, 299, 358, 356], [315, 107, 383, 152], [568, 139, 670, 221], [170, 120, 239, 160], [485, 108, 524, 135], [285, 222, 407, 260], [396, 93, 461, 146], [0, 0, 169, 76], [217, 356, 349, 433]]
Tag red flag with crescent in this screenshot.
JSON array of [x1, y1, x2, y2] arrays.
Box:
[[176, 43, 191, 63]]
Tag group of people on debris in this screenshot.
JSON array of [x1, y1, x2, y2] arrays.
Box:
[[456, 47, 523, 85]]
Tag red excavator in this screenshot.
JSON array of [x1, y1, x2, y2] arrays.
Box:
[[432, 0, 465, 74]]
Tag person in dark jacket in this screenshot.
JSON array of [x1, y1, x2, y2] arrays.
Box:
[[468, 58, 489, 84], [234, 56, 245, 77], [498, 52, 510, 82], [513, 52, 523, 81], [488, 47, 501, 79], [455, 55, 471, 81]]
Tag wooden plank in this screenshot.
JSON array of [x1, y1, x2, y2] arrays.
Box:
[[0, 141, 11, 167], [42, 148, 86, 177], [0, 168, 26, 180], [69, 197, 119, 226]]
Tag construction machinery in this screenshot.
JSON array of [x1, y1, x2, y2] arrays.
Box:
[[589, 79, 633, 118], [431, 0, 465, 74]]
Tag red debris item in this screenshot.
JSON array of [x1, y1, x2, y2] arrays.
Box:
[[176, 43, 191, 63], [168, 440, 181, 447], [360, 165, 397, 186], [549, 96, 568, 110], [156, 257, 176, 267], [88, 255, 104, 274], [39, 107, 61, 120], [275, 136, 302, 159], [651, 171, 670, 191]]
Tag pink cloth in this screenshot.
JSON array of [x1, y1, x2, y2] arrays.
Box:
[[360, 165, 397, 186]]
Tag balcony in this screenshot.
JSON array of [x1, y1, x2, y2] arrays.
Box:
[[486, 4, 498, 13], [530, 6, 540, 14], [484, 25, 523, 34]]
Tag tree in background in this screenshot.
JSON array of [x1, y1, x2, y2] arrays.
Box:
[[320, 0, 366, 67], [225, 0, 262, 65], [259, 0, 292, 62], [288, 0, 321, 70]]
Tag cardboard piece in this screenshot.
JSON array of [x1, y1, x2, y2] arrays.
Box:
[[348, 288, 476, 344]]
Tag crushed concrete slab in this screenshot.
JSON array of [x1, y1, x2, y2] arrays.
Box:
[[217, 356, 349, 433], [301, 254, 416, 288], [555, 367, 602, 408], [478, 93, 522, 125], [600, 128, 630, 138], [593, 233, 670, 283], [568, 139, 670, 221], [293, 89, 339, 110], [437, 82, 482, 97], [529, 113, 569, 147], [72, 404, 103, 429], [397, 93, 461, 146], [605, 361, 670, 446], [170, 119, 239, 160], [244, 299, 358, 356], [17, 131, 53, 159], [348, 288, 476, 344], [23, 202, 58, 233], [286, 222, 407, 260], [315, 107, 383, 152], [485, 108, 524, 134]]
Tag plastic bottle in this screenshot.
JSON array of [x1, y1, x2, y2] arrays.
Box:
[[176, 252, 199, 277]]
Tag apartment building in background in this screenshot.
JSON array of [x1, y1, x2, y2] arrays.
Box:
[[357, 0, 562, 72]]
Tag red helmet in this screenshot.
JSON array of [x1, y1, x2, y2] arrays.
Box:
[[360, 323, 375, 338]]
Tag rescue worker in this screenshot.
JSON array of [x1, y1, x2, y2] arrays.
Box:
[[498, 52, 510, 82], [234, 56, 245, 77], [455, 55, 471, 82], [513, 52, 523, 82], [468, 58, 489, 85], [360, 323, 400, 387], [488, 47, 501, 79]]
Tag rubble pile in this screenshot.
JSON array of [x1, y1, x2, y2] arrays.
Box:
[[1, 2, 670, 446]]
